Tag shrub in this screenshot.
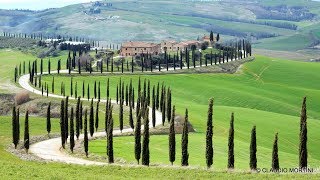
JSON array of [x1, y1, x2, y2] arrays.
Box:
[[14, 91, 30, 105]]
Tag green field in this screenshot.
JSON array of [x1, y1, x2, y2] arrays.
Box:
[[1, 48, 320, 178], [38, 54, 320, 170]]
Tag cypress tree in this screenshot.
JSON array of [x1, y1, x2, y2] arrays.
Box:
[[181, 109, 189, 166], [142, 108, 150, 166], [98, 81, 101, 101], [272, 133, 279, 172], [82, 81, 85, 98], [40, 59, 43, 74], [129, 104, 134, 130], [125, 85, 129, 106], [51, 77, 54, 93], [206, 98, 214, 168], [228, 112, 234, 169], [135, 111, 142, 164], [169, 106, 176, 165], [24, 110, 29, 153], [107, 78, 110, 99], [107, 106, 114, 163], [87, 84, 90, 101], [95, 101, 99, 131], [119, 99, 124, 133], [116, 85, 119, 104], [136, 92, 141, 118], [75, 82, 78, 99], [250, 126, 257, 171], [167, 88, 171, 122], [299, 97, 307, 169], [80, 102, 83, 132], [16, 108, 20, 143], [60, 99, 65, 148], [64, 96, 69, 140], [47, 102, 51, 135], [48, 59, 51, 74], [12, 106, 18, 149], [94, 81, 97, 99], [70, 107, 75, 153], [76, 97, 80, 139], [152, 85, 156, 128], [70, 78, 73, 97], [89, 99, 94, 137], [84, 109, 89, 157], [156, 82, 159, 109], [147, 80, 150, 106]]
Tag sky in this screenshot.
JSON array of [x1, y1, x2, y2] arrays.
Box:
[[0, 0, 93, 10]]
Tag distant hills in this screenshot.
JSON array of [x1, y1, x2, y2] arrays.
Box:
[[1, 0, 320, 52]]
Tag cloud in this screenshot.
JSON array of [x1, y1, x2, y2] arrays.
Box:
[[0, 0, 93, 10]]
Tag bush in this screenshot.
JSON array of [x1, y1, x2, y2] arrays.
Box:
[[14, 91, 30, 105]]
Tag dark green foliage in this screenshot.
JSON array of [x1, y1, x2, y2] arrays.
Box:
[[119, 99, 124, 132], [167, 88, 171, 122], [250, 126, 257, 170], [129, 104, 134, 130], [161, 87, 166, 126], [89, 99, 94, 137], [135, 111, 142, 164], [70, 107, 75, 153], [24, 110, 29, 153], [107, 106, 114, 163], [206, 98, 214, 168], [106, 78, 110, 99], [60, 100, 65, 149], [152, 85, 156, 128], [156, 82, 160, 110], [16, 108, 20, 143], [84, 109, 89, 157], [228, 112, 234, 169], [142, 108, 150, 166], [64, 96, 69, 140], [47, 102, 51, 135], [76, 97, 80, 139], [272, 133, 279, 171], [98, 81, 101, 101], [87, 84, 90, 101], [80, 102, 83, 132], [12, 106, 19, 149], [169, 106, 176, 165], [94, 81, 97, 99], [181, 109, 189, 166], [95, 101, 99, 131], [299, 97, 307, 168]]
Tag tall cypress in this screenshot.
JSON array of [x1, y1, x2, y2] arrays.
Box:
[[76, 97, 80, 139], [64, 96, 69, 140], [272, 133, 279, 171], [107, 106, 114, 163], [250, 126, 257, 171], [80, 102, 83, 132], [98, 81, 101, 101], [70, 107, 75, 153], [106, 78, 110, 99], [84, 109, 89, 157], [129, 104, 134, 130], [95, 101, 99, 131], [87, 84, 90, 101], [167, 88, 171, 122], [60, 100, 65, 149], [169, 106, 176, 165], [152, 85, 156, 128], [23, 110, 30, 153], [155, 82, 160, 110], [12, 106, 18, 149], [299, 97, 307, 168], [89, 99, 94, 137], [119, 99, 124, 132], [47, 102, 51, 135], [16, 108, 20, 143], [94, 81, 97, 99], [142, 108, 150, 166], [228, 112, 234, 169], [181, 109, 189, 166], [206, 98, 214, 168], [135, 111, 142, 164]]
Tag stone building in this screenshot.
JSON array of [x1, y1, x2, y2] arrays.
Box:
[[120, 41, 161, 57]]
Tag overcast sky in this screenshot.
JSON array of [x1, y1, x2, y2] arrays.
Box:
[[0, 0, 93, 10]]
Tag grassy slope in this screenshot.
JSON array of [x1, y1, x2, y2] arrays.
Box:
[[40, 55, 320, 170], [1, 49, 320, 178]]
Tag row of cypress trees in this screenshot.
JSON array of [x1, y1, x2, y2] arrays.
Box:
[[204, 97, 309, 171], [11, 107, 29, 153]]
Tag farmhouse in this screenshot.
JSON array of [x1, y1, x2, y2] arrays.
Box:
[[161, 40, 177, 52], [120, 41, 161, 56], [173, 40, 200, 51]]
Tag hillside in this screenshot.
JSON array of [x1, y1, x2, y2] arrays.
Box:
[[1, 0, 320, 52]]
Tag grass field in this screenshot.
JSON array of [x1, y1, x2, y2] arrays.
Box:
[[38, 54, 320, 171], [1, 49, 320, 178]]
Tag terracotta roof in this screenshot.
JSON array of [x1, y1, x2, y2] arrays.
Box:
[[122, 41, 159, 48], [174, 40, 199, 47]]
